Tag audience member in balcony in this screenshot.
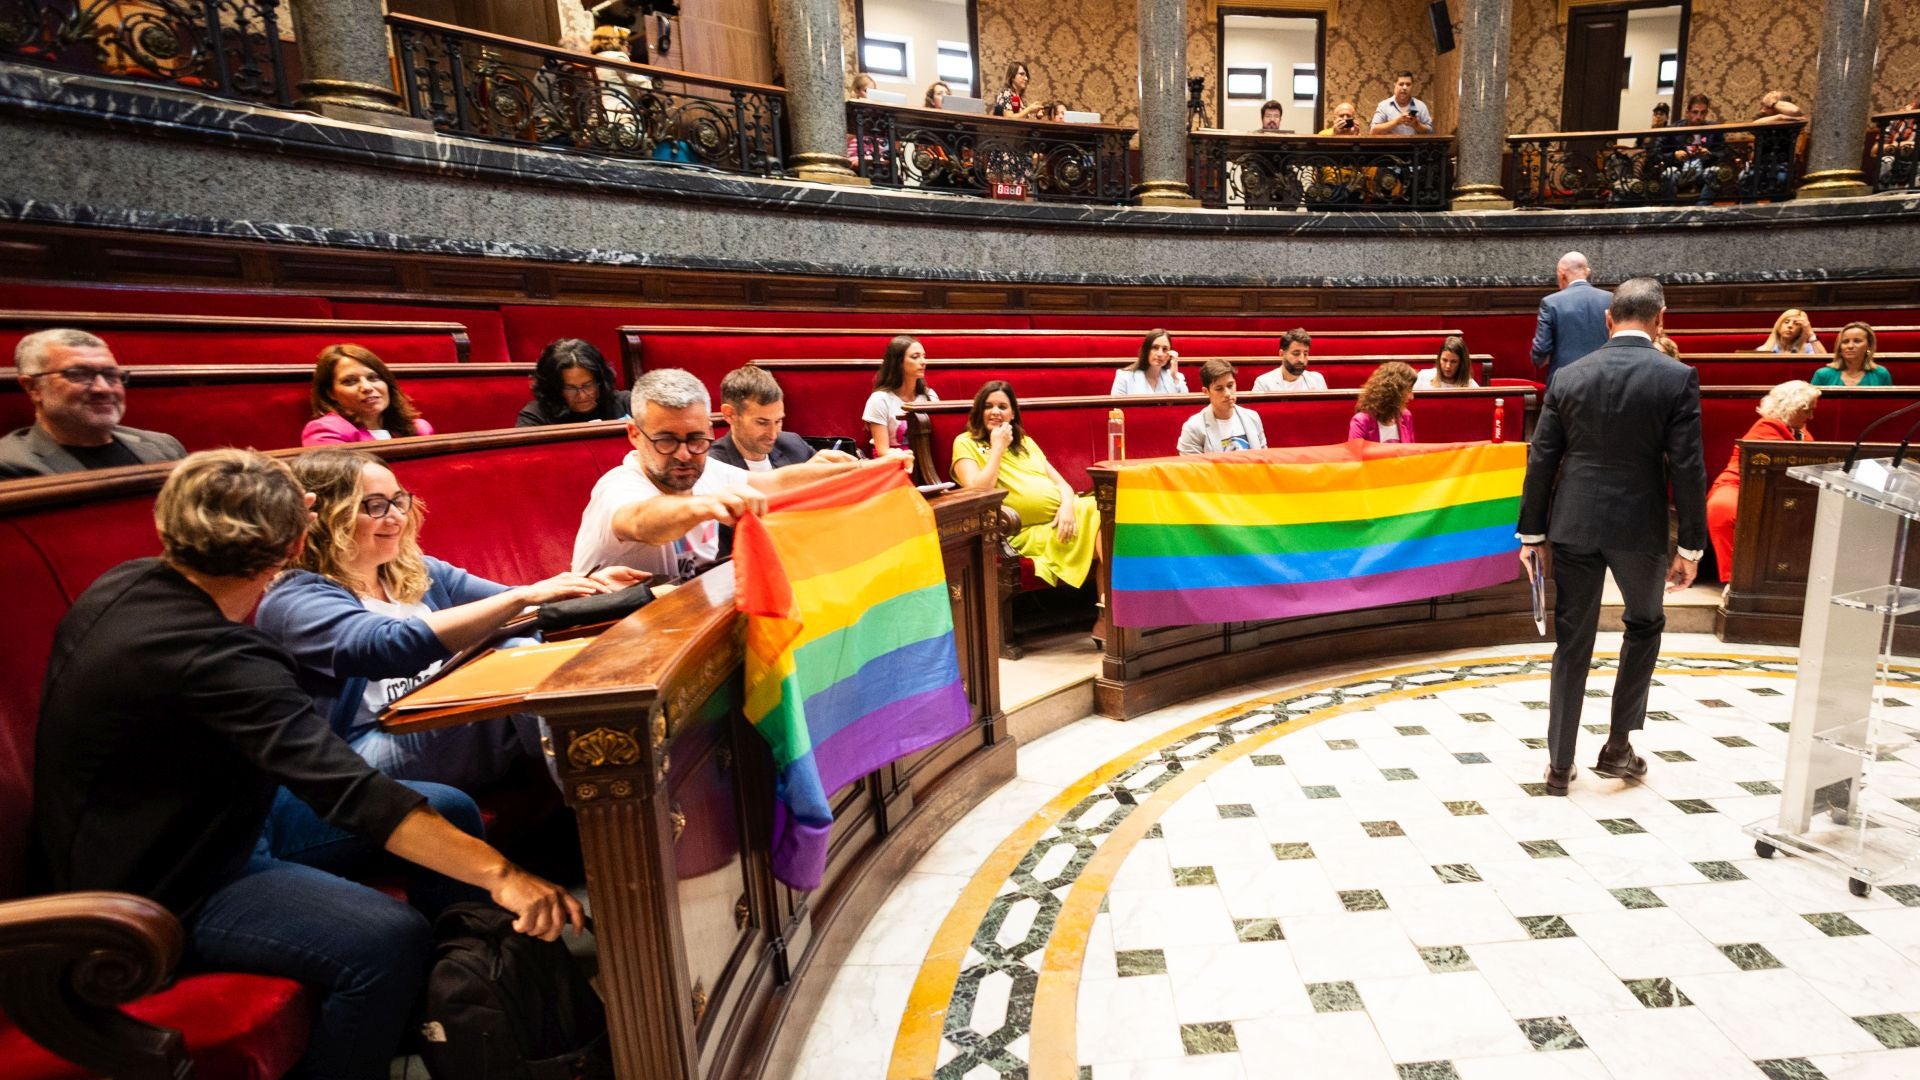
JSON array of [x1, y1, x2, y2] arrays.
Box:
[[1252, 328, 1328, 392], [1369, 71, 1433, 135], [1316, 102, 1368, 198], [1349, 362, 1418, 443], [1415, 335, 1477, 388], [992, 61, 1044, 118], [1649, 101, 1670, 129], [1531, 251, 1612, 387], [1755, 89, 1804, 120], [574, 368, 881, 582], [589, 23, 651, 98], [0, 328, 183, 479], [926, 81, 952, 109], [1660, 93, 1726, 202], [257, 448, 639, 788], [1179, 360, 1267, 454], [515, 338, 631, 426], [303, 344, 435, 446], [1260, 100, 1284, 131], [1811, 322, 1891, 386], [1320, 101, 1363, 137], [1705, 380, 1817, 581], [951, 380, 1099, 588], [712, 364, 856, 470], [852, 73, 876, 100], [864, 334, 939, 454], [1112, 329, 1189, 395], [33, 449, 582, 1080], [1758, 308, 1825, 355]]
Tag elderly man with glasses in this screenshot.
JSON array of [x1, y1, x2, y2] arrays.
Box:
[[0, 328, 184, 478], [572, 368, 900, 583]]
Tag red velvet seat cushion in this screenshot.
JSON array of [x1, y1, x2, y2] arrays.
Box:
[[0, 973, 312, 1080]]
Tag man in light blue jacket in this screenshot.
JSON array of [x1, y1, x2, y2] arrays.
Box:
[[1531, 252, 1613, 387]]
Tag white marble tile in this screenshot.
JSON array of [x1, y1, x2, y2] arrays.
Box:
[[1280, 911, 1427, 981], [1162, 941, 1315, 1022], [1234, 1010, 1401, 1080], [1807, 1048, 1920, 1080], [1472, 857, 1623, 916], [1314, 839, 1456, 890], [1741, 853, 1909, 914], [1111, 836, 1176, 892], [1453, 1049, 1614, 1080], [1076, 975, 1189, 1066], [842, 869, 975, 965], [1469, 938, 1644, 1015], [1379, 882, 1528, 946], [1213, 859, 1349, 919], [1564, 1006, 1765, 1080], [1353, 971, 1533, 1062], [1675, 968, 1885, 1058], [1399, 815, 1537, 866], [1766, 935, 1920, 1015], [1659, 881, 1830, 944], [1634, 809, 1767, 861], [1475, 794, 1612, 843], [1159, 817, 1279, 869], [787, 964, 921, 1080], [1089, 1057, 1251, 1080], [1108, 886, 1240, 949], [1560, 907, 1739, 978], [1556, 833, 1717, 888], [1083, 911, 1118, 980]]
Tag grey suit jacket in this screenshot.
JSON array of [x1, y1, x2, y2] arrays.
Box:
[[0, 423, 186, 480], [1517, 335, 1707, 554], [707, 431, 815, 471], [1530, 279, 1613, 385]]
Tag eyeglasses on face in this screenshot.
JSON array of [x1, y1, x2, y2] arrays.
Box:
[[560, 382, 601, 397], [32, 366, 131, 388], [643, 432, 713, 455], [358, 492, 415, 518]]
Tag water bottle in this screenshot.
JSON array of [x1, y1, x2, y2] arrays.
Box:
[[1107, 408, 1126, 461], [1492, 397, 1506, 443]]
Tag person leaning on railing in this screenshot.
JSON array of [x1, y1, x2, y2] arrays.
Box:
[[1742, 89, 1805, 195]]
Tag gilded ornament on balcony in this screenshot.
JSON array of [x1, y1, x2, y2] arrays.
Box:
[[567, 726, 642, 770]]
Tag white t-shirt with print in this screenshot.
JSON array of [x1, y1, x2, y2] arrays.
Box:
[[572, 450, 751, 580], [358, 594, 440, 728]]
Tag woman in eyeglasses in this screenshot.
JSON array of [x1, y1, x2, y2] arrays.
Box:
[[255, 449, 645, 788], [514, 338, 632, 426]]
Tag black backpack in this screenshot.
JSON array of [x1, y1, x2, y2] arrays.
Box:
[[415, 902, 614, 1080]]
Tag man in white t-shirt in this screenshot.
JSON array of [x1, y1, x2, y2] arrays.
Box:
[[1250, 328, 1329, 393], [572, 368, 876, 581]]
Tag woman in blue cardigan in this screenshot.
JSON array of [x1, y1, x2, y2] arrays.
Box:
[[256, 449, 644, 788]]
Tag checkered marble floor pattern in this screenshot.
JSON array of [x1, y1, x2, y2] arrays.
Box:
[[791, 642, 1920, 1080]]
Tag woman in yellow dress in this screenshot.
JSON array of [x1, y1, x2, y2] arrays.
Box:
[[950, 380, 1100, 587]]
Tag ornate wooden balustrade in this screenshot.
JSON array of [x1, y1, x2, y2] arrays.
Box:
[[1187, 131, 1454, 211], [1867, 109, 1920, 195], [1504, 118, 1806, 209], [1, 0, 291, 104], [846, 101, 1136, 204]]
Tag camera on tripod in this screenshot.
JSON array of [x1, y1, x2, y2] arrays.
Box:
[[1186, 76, 1207, 130]]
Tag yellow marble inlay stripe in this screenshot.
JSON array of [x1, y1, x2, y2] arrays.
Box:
[[888, 651, 1824, 1080]]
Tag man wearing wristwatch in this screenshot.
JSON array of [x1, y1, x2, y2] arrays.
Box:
[[1516, 277, 1708, 796]]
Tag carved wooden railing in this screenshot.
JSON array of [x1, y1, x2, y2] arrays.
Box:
[[388, 13, 786, 176], [0, 0, 291, 104], [1187, 131, 1454, 211], [1866, 109, 1920, 195], [846, 101, 1136, 204], [1504, 118, 1805, 208]]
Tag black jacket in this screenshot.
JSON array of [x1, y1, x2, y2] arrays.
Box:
[[707, 431, 816, 470]]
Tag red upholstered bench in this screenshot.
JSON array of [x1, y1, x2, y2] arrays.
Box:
[[1700, 387, 1920, 492], [1669, 325, 1920, 355], [0, 313, 472, 367], [1, 284, 334, 320]]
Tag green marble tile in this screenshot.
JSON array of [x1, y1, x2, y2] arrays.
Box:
[[1272, 842, 1316, 861], [1419, 945, 1474, 972], [1719, 943, 1782, 971], [1654, 750, 1696, 762], [1623, 977, 1692, 1008], [1755, 1059, 1828, 1080], [1174, 865, 1218, 887], [1598, 817, 1647, 835], [1302, 785, 1341, 800], [1234, 917, 1284, 942], [1362, 820, 1406, 838], [1671, 799, 1717, 815], [1516, 1015, 1587, 1051], [1180, 1021, 1238, 1056], [1519, 782, 1553, 797], [1340, 889, 1388, 912], [1079, 1067, 1094, 1080], [1803, 912, 1869, 937], [1306, 981, 1364, 1012], [1521, 839, 1571, 859], [1716, 736, 1758, 748], [1520, 737, 1549, 750], [1771, 721, 1793, 732], [1898, 797, 1920, 814], [1649, 679, 1665, 687], [1144, 824, 1164, 840], [1882, 884, 1920, 907], [1396, 1061, 1461, 1080], [1100, 895, 1110, 914], [1585, 688, 1612, 698], [1396, 725, 1430, 736], [1520, 915, 1576, 939], [1251, 754, 1287, 767], [1216, 803, 1256, 819], [1699, 699, 1734, 708], [1854, 1014, 1920, 1049], [1116, 948, 1167, 976], [1748, 686, 1785, 697], [1381, 767, 1419, 781], [1692, 860, 1747, 882], [1460, 712, 1494, 723], [1738, 780, 1782, 795], [1454, 752, 1491, 764], [1433, 863, 1482, 884], [1648, 711, 1681, 722], [1445, 800, 1487, 816], [1611, 887, 1667, 909], [1887, 698, 1912, 708], [1524, 701, 1550, 711], [1583, 724, 1611, 735], [1326, 738, 1360, 750]]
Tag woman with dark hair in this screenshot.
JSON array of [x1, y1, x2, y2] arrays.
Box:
[[951, 380, 1099, 587], [925, 81, 952, 108], [515, 338, 631, 426], [1811, 322, 1891, 386], [992, 61, 1037, 118], [862, 334, 939, 454], [302, 344, 435, 445], [1415, 335, 1477, 388], [256, 449, 643, 787], [1349, 361, 1418, 443], [1112, 329, 1188, 395]]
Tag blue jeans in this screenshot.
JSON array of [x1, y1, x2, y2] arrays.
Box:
[[181, 784, 488, 1079]]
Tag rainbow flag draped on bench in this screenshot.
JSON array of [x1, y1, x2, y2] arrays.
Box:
[[733, 466, 971, 890], [1110, 440, 1526, 628]]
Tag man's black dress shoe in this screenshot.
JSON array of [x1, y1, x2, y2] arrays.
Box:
[[1592, 743, 1650, 780], [1545, 763, 1575, 796]]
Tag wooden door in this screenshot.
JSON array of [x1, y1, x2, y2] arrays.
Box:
[[1560, 9, 1629, 132]]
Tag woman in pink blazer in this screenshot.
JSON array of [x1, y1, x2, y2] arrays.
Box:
[[302, 344, 434, 446], [1349, 361, 1417, 443]]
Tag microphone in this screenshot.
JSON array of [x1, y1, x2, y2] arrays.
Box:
[[1892, 406, 1920, 470], [1844, 399, 1920, 473]]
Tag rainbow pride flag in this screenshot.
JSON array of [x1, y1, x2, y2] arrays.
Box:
[[733, 465, 971, 889], [1109, 440, 1526, 628]]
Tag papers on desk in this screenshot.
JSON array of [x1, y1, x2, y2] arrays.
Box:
[[380, 637, 595, 731]]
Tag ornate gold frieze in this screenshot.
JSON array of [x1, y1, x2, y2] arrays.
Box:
[[566, 726, 643, 770]]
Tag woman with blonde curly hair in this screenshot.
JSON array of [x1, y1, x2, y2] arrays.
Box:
[[1706, 380, 1819, 579], [1349, 361, 1418, 442], [255, 449, 643, 787]]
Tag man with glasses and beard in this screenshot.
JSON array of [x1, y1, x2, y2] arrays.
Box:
[[0, 328, 184, 478], [572, 368, 893, 582]]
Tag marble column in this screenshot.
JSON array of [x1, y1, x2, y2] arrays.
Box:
[[1134, 0, 1198, 206], [1796, 0, 1884, 199], [290, 0, 420, 127], [1449, 0, 1513, 210], [771, 0, 866, 184]]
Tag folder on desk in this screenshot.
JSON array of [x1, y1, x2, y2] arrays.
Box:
[[380, 637, 594, 731]]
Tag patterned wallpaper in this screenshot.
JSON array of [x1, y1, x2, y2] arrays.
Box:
[[1323, 0, 1452, 133]]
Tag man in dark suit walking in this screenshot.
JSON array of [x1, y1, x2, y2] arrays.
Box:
[[1518, 277, 1708, 796], [1530, 252, 1613, 388]]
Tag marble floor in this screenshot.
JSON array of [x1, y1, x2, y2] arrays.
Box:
[[792, 636, 1920, 1080]]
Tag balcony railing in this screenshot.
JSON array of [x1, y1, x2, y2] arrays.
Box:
[[388, 13, 785, 176], [1504, 119, 1805, 208], [1867, 109, 1919, 194], [0, 0, 291, 104], [1187, 131, 1454, 211], [846, 102, 1136, 204]]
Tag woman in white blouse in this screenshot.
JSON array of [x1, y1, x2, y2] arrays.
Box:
[[1111, 329, 1189, 395]]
